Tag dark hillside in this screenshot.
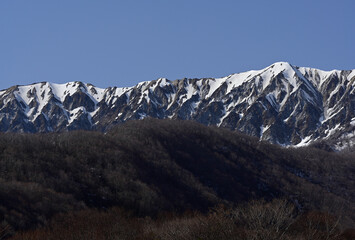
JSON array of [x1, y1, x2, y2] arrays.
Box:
[[0, 118, 354, 234]]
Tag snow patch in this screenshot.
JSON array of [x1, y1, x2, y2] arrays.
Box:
[[218, 108, 228, 126], [138, 113, 147, 120], [182, 83, 197, 104], [263, 125, 270, 133], [348, 70, 355, 80], [159, 78, 168, 88], [87, 84, 106, 102], [67, 107, 87, 125], [265, 93, 279, 110], [167, 93, 176, 109], [50, 82, 78, 102], [298, 67, 345, 90], [324, 123, 341, 139], [296, 135, 313, 147], [300, 90, 316, 105], [350, 117, 355, 126], [89, 107, 100, 119], [205, 78, 224, 99]]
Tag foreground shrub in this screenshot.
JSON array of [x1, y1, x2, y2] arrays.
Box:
[[10, 199, 352, 240]]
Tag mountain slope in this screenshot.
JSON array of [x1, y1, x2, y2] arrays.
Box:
[[0, 119, 354, 230], [1, 62, 354, 149]]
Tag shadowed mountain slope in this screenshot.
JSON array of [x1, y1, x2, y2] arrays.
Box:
[[0, 119, 354, 231]]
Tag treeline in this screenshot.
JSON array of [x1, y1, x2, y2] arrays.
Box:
[[0, 118, 354, 237], [8, 199, 355, 240]]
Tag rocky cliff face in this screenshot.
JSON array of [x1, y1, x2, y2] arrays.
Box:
[[1, 62, 354, 149]]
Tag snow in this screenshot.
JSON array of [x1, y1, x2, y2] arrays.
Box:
[[218, 107, 228, 126], [324, 123, 341, 139], [257, 62, 317, 97], [326, 105, 344, 121], [15, 84, 52, 119], [195, 79, 203, 88], [137, 90, 148, 105], [148, 80, 159, 92], [144, 93, 151, 104], [340, 130, 355, 139], [262, 125, 270, 133], [298, 67, 343, 89], [33, 90, 51, 120], [265, 93, 279, 110], [350, 117, 355, 126], [296, 135, 313, 147], [279, 81, 291, 108], [283, 102, 300, 122], [11, 82, 110, 123], [136, 81, 150, 91], [89, 107, 100, 119], [292, 67, 318, 96], [167, 93, 176, 109], [115, 113, 123, 120], [319, 115, 325, 124], [182, 83, 197, 104], [114, 87, 129, 98], [147, 78, 170, 92], [16, 85, 33, 105], [110, 97, 118, 105], [2, 62, 355, 148], [322, 85, 344, 119], [236, 96, 248, 105], [254, 63, 291, 91], [81, 85, 105, 106], [224, 70, 259, 93], [125, 89, 133, 104], [300, 90, 316, 105], [50, 82, 78, 102], [88, 85, 106, 102], [106, 87, 129, 104], [159, 78, 168, 88], [258, 69, 274, 90], [189, 101, 199, 114], [67, 107, 86, 125], [334, 130, 355, 151], [203, 69, 258, 99], [205, 78, 224, 99], [348, 70, 355, 81], [138, 113, 147, 120], [255, 62, 291, 89], [260, 125, 271, 138], [259, 101, 267, 110]]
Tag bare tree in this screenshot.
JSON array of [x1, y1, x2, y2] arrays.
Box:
[[0, 223, 12, 240], [236, 199, 295, 240]]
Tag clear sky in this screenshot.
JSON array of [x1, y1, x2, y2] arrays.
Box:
[[0, 0, 354, 90]]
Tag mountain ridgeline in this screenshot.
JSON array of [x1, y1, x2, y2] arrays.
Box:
[[1, 62, 355, 149]]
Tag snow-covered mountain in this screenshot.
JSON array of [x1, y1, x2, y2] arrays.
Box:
[[1, 62, 355, 149]]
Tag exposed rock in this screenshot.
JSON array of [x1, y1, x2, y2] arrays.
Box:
[[0, 62, 354, 149]]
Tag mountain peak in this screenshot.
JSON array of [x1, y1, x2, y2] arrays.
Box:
[[271, 61, 293, 68]]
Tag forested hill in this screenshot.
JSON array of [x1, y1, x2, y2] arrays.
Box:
[[0, 119, 354, 236]]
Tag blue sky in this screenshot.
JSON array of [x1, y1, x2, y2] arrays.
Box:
[[1, 0, 354, 90]]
